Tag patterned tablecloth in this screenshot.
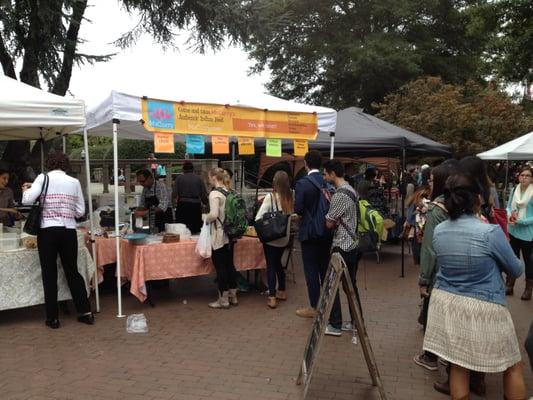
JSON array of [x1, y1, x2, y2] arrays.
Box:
[[0, 238, 95, 312], [90, 236, 266, 302]]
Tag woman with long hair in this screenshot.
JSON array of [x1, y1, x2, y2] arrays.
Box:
[[459, 156, 499, 217], [255, 171, 293, 308], [21, 152, 94, 329], [424, 173, 525, 400], [506, 165, 533, 300], [202, 168, 238, 309], [405, 185, 431, 267]]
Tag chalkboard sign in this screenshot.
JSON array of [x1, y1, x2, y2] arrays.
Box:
[[297, 252, 388, 400]]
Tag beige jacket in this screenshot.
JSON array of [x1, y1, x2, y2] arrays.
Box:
[[204, 189, 229, 250]]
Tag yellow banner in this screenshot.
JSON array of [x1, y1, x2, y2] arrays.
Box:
[[142, 99, 318, 140], [153, 132, 175, 153], [212, 136, 230, 154], [238, 137, 255, 155], [294, 139, 308, 157]]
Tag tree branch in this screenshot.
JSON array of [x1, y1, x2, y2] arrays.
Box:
[[0, 31, 16, 79], [52, 0, 88, 95]]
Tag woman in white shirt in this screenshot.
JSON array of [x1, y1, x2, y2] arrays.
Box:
[[255, 171, 293, 309], [202, 168, 237, 309], [22, 152, 93, 329]]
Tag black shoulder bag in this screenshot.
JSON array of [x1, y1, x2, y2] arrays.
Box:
[[24, 174, 49, 235], [254, 193, 289, 243]]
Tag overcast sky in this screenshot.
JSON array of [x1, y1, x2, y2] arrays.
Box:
[[68, 0, 270, 107]]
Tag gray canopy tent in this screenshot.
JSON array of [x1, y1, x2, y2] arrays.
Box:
[[256, 107, 452, 277]]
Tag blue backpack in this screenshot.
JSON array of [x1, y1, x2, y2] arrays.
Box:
[[305, 175, 333, 240]]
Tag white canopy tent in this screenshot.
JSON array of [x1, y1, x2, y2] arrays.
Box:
[[0, 75, 100, 312], [82, 87, 337, 317], [477, 131, 533, 161], [0, 75, 85, 140], [478, 131, 533, 205]]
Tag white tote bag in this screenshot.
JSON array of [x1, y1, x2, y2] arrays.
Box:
[[195, 222, 212, 258]]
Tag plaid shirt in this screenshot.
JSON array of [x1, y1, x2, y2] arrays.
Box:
[[326, 183, 358, 251], [140, 181, 171, 212]]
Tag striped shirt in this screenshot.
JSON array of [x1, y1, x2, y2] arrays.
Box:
[[22, 170, 85, 229], [326, 183, 358, 251]]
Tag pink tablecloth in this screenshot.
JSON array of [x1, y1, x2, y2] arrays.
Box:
[[89, 236, 266, 302]]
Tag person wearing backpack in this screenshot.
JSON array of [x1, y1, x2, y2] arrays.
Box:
[[323, 159, 361, 336], [202, 168, 240, 309], [294, 150, 333, 318]]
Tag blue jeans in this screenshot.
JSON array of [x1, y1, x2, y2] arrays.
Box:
[[263, 244, 286, 296], [300, 238, 332, 308], [329, 248, 361, 329], [526, 321, 533, 371]]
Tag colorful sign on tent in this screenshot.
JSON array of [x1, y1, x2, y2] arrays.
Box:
[[153, 132, 175, 153], [266, 139, 282, 157], [146, 101, 175, 130], [186, 135, 205, 155], [238, 137, 255, 155], [141, 99, 318, 140], [212, 136, 230, 154], [294, 139, 308, 156]]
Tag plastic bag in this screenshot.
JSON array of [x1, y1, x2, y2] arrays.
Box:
[[126, 313, 149, 333], [195, 222, 212, 258]]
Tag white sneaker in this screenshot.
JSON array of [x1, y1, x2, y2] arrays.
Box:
[[342, 321, 354, 331], [325, 324, 342, 337]]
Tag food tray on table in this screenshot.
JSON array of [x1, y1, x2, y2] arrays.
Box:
[[244, 226, 258, 238]]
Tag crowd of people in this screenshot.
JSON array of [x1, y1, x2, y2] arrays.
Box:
[[8, 149, 533, 397]]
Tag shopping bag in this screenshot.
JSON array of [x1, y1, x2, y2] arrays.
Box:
[[195, 222, 212, 258]]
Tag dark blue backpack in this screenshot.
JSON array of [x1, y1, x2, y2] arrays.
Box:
[[305, 175, 333, 240]]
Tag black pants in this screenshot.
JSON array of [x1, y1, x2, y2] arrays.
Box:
[[510, 234, 533, 279], [212, 244, 237, 295], [263, 244, 287, 296], [155, 208, 174, 233], [329, 248, 361, 329], [175, 201, 202, 234], [301, 238, 332, 308], [37, 227, 91, 320]]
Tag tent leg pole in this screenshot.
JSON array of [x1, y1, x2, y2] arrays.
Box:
[[83, 128, 99, 312], [401, 147, 406, 278], [504, 161, 509, 207], [329, 132, 335, 159], [231, 140, 237, 191], [40, 139, 44, 173], [62, 135, 67, 154], [113, 120, 125, 318]]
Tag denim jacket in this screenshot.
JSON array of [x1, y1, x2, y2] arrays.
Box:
[[433, 215, 523, 306]]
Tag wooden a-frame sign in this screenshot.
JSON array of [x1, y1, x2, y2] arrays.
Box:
[[296, 253, 388, 399]]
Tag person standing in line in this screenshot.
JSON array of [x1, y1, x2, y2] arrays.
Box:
[[148, 153, 158, 176], [22, 152, 94, 329], [0, 169, 21, 226], [173, 161, 208, 234], [357, 167, 377, 200], [323, 159, 361, 336], [414, 160, 459, 372], [135, 169, 173, 233], [294, 150, 332, 318], [423, 173, 525, 400], [202, 168, 238, 309], [255, 170, 293, 309], [506, 166, 533, 300]]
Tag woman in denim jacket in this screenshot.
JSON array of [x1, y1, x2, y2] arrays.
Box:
[[423, 173, 525, 400]]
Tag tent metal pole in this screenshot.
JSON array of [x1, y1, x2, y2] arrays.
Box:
[[40, 139, 44, 173], [231, 140, 237, 191], [401, 146, 406, 278], [83, 128, 99, 312], [329, 132, 335, 159], [504, 160, 509, 207], [113, 119, 125, 318], [62, 135, 67, 153]]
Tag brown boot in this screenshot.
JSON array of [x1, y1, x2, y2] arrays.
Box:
[[521, 279, 533, 301], [506, 276, 516, 296], [267, 297, 277, 309], [276, 290, 287, 301]]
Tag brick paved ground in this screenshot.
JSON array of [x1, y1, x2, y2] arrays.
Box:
[[0, 244, 531, 400]]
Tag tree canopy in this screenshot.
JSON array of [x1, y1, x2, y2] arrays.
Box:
[[246, 0, 499, 111], [375, 77, 533, 157]]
